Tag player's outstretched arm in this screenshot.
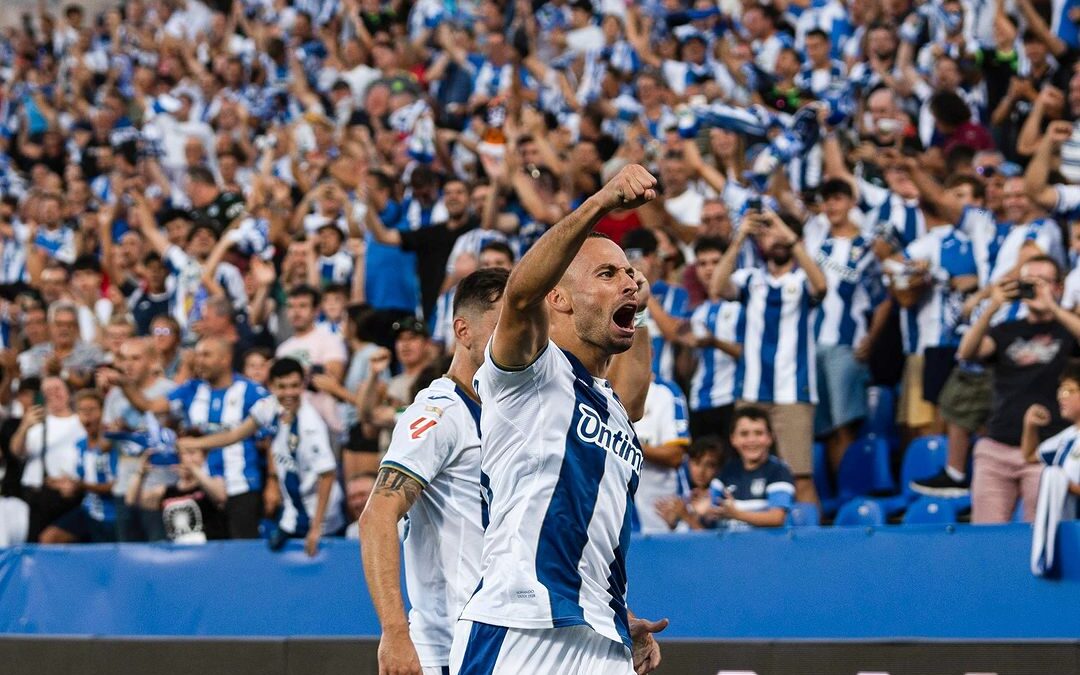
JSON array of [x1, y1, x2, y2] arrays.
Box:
[[358, 467, 425, 675], [491, 164, 658, 369]]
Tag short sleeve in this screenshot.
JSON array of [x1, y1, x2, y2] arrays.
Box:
[[669, 287, 691, 320], [656, 381, 690, 445], [380, 397, 460, 487], [856, 178, 890, 212], [1055, 184, 1080, 217], [479, 337, 562, 396], [167, 380, 199, 419], [242, 381, 271, 413], [958, 205, 994, 237], [730, 268, 755, 294], [902, 235, 929, 262], [765, 461, 796, 510], [249, 396, 280, 430], [163, 245, 190, 273]]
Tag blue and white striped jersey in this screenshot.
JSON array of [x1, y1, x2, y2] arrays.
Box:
[[988, 218, 1065, 284], [792, 0, 854, 57], [689, 300, 743, 411], [648, 280, 690, 382], [957, 205, 1010, 286], [250, 398, 343, 536], [381, 377, 484, 668], [900, 226, 978, 354], [1036, 424, 1080, 518], [464, 341, 642, 650], [0, 221, 28, 284], [163, 245, 246, 333], [794, 60, 847, 97], [732, 267, 819, 404], [33, 224, 77, 265], [633, 378, 691, 534], [168, 376, 271, 496], [317, 250, 354, 287], [813, 234, 882, 348], [858, 179, 927, 251], [76, 439, 118, 523]]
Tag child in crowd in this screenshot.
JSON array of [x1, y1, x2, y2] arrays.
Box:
[[127, 443, 228, 544], [714, 406, 795, 529], [1022, 362, 1080, 514], [655, 436, 723, 531]]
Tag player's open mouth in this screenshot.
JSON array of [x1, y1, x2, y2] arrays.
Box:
[[612, 303, 637, 334]]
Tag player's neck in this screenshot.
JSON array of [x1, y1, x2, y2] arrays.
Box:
[[445, 351, 479, 402], [549, 326, 610, 378]]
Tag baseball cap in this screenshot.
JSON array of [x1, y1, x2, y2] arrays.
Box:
[[392, 317, 428, 338]]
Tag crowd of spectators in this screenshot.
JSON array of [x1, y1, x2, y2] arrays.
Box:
[[3, 0, 1080, 546]]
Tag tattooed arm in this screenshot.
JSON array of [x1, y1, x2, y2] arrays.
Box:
[[358, 467, 426, 675]]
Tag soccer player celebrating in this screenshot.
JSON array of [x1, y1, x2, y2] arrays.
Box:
[[449, 165, 668, 675], [358, 268, 509, 675]]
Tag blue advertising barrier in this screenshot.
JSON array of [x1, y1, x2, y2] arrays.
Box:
[[2, 522, 1079, 639]]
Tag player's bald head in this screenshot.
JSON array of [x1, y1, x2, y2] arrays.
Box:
[[559, 233, 627, 289]]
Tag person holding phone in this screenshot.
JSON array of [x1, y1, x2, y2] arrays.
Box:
[[709, 208, 828, 505], [11, 376, 88, 541], [957, 256, 1080, 523]]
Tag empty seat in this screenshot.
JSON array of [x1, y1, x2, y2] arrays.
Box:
[[787, 502, 821, 526], [834, 499, 885, 527], [902, 497, 958, 525]]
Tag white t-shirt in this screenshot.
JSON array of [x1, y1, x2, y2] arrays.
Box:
[[20, 414, 88, 488], [663, 187, 705, 227], [633, 380, 690, 534]]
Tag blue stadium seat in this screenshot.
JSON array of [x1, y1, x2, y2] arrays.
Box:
[[787, 502, 821, 526], [862, 385, 897, 441], [839, 435, 894, 497], [812, 441, 835, 504], [902, 497, 958, 525], [834, 499, 885, 527], [820, 435, 893, 517], [872, 434, 949, 516]]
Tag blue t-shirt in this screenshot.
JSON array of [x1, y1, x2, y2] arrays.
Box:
[[364, 200, 421, 313], [714, 455, 795, 519]]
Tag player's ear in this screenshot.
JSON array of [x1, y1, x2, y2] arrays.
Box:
[[547, 286, 572, 314], [453, 316, 470, 348]]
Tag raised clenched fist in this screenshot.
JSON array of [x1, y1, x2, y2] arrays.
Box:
[[597, 164, 658, 212]]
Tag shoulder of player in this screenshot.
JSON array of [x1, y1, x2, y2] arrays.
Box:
[[400, 379, 467, 425]]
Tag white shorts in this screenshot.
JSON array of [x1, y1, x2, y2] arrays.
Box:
[[423, 667, 449, 675], [449, 620, 632, 675]]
